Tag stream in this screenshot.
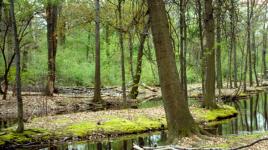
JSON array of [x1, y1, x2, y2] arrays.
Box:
[[2, 91, 268, 150]]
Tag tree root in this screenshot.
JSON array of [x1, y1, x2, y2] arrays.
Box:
[[230, 137, 268, 150]]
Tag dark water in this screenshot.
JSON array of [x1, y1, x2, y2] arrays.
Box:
[[40, 131, 168, 150]]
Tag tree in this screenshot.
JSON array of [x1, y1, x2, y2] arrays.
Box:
[[203, 0, 217, 109], [230, 0, 238, 88], [263, 4, 267, 78], [9, 0, 24, 133], [118, 0, 127, 106], [216, 0, 222, 89], [129, 20, 150, 99], [148, 0, 197, 141], [93, 0, 102, 103], [179, 0, 187, 97], [46, 0, 58, 96]]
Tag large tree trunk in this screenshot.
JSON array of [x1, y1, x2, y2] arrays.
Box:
[[93, 0, 102, 103], [203, 0, 217, 109], [46, 1, 58, 96], [216, 0, 222, 89], [118, 0, 127, 106], [10, 0, 24, 133], [129, 21, 149, 99], [148, 0, 197, 141]]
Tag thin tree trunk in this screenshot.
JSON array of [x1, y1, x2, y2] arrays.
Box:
[[93, 0, 102, 103], [196, 0, 205, 95], [216, 0, 222, 89], [203, 0, 217, 109], [179, 0, 187, 97], [263, 4, 267, 78], [129, 20, 150, 99], [118, 0, 127, 106], [252, 31, 259, 86], [128, 31, 134, 80], [248, 0, 253, 86], [10, 0, 24, 133], [231, 0, 238, 88], [148, 0, 197, 141]]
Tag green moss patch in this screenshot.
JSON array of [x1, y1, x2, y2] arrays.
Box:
[[192, 105, 238, 122], [0, 129, 50, 146]]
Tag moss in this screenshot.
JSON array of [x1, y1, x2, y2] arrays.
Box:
[[0, 128, 50, 145], [65, 122, 97, 137], [193, 105, 237, 122]]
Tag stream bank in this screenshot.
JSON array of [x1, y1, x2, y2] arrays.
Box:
[[0, 105, 237, 149]]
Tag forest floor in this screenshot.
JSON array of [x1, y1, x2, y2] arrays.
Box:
[[0, 83, 266, 120]]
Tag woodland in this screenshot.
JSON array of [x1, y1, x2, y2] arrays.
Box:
[[1, 0, 268, 149]]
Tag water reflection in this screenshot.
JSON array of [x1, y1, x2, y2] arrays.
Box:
[[41, 131, 168, 150], [210, 92, 268, 135]]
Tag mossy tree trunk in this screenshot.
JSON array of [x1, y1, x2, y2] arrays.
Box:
[[203, 0, 217, 109], [148, 0, 197, 142]]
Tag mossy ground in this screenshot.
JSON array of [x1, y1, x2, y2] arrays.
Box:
[[0, 104, 237, 147]]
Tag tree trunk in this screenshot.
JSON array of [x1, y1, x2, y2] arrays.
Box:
[[58, 3, 66, 46], [252, 31, 259, 86], [129, 20, 149, 99], [231, 0, 238, 88], [148, 0, 197, 141], [248, 0, 253, 86], [263, 4, 267, 78], [10, 0, 24, 133], [93, 0, 102, 103], [203, 0, 217, 109], [216, 0, 222, 89], [46, 1, 58, 96], [118, 0, 127, 106], [179, 0, 187, 98], [128, 31, 134, 80], [196, 0, 205, 95]]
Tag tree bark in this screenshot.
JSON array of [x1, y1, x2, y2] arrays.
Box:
[[118, 0, 127, 106], [203, 0, 217, 109], [129, 20, 150, 99], [179, 0, 187, 98], [196, 0, 205, 95], [9, 0, 24, 133], [148, 0, 197, 141], [46, 1, 58, 96], [93, 0, 102, 103], [216, 0, 222, 89], [231, 0, 238, 88], [263, 4, 267, 78], [128, 31, 134, 80]]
